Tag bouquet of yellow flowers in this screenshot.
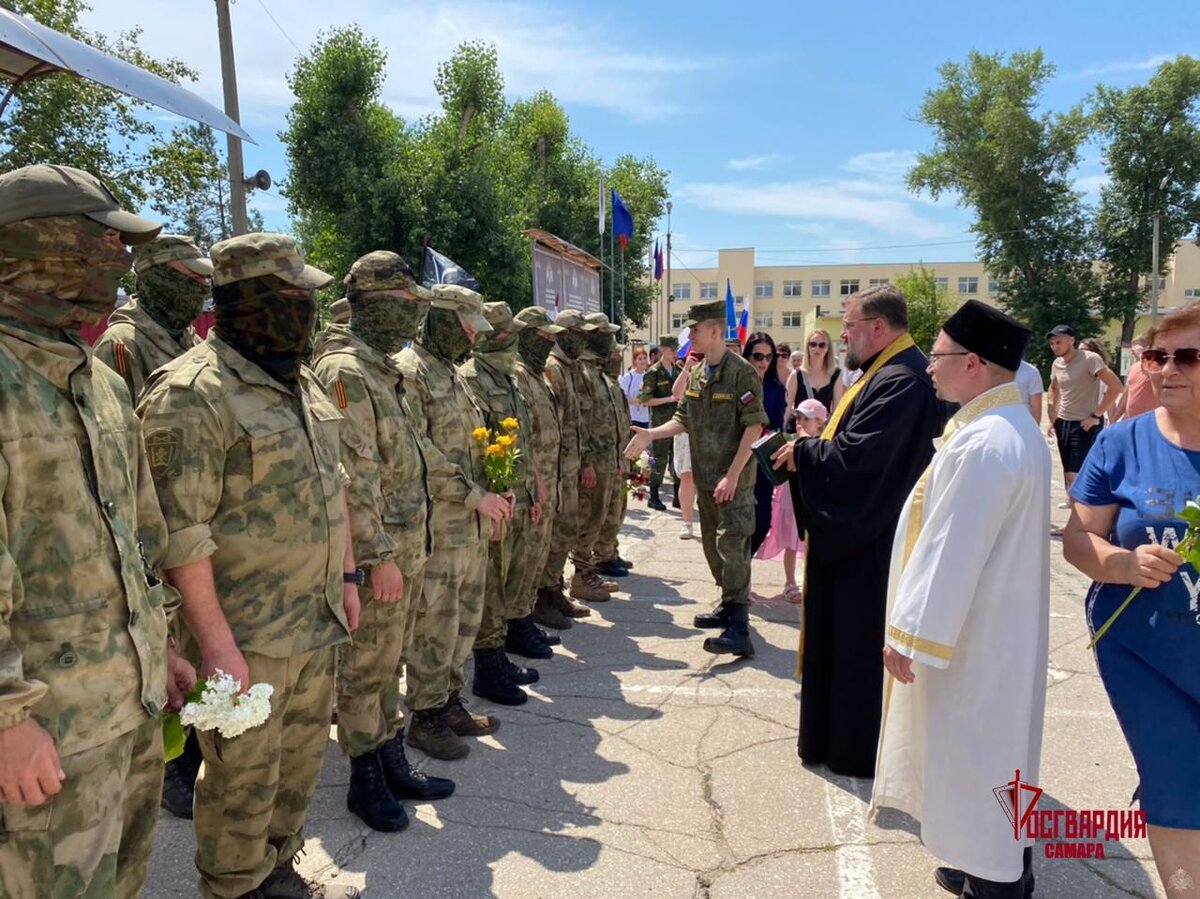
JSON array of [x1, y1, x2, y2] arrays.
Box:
[[473, 417, 522, 573]]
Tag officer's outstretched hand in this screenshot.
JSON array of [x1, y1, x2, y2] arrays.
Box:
[[0, 719, 65, 806], [624, 427, 652, 460]]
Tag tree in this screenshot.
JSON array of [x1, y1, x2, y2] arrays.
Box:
[[1092, 56, 1200, 342], [909, 50, 1096, 372], [0, 0, 209, 209], [894, 265, 960, 353]]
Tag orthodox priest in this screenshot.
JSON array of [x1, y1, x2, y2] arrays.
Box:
[[871, 301, 1049, 899], [772, 284, 944, 777]]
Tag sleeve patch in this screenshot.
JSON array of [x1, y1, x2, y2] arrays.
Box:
[[145, 428, 183, 481], [114, 342, 129, 376], [739, 390, 756, 406], [333, 381, 349, 409]]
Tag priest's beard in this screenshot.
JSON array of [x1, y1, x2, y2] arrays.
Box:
[[422, 306, 473, 363], [137, 265, 209, 338], [213, 276, 316, 385], [844, 334, 871, 372], [518, 331, 554, 373], [349, 292, 427, 354], [556, 330, 585, 360]]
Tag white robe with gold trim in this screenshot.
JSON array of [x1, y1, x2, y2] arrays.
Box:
[[869, 385, 1051, 883]]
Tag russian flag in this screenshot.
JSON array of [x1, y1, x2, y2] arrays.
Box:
[[737, 307, 749, 347], [724, 279, 737, 341], [677, 325, 692, 359]]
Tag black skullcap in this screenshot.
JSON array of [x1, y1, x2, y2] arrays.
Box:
[[942, 300, 1031, 371]]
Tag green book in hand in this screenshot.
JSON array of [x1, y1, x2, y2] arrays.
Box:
[[752, 431, 792, 486]]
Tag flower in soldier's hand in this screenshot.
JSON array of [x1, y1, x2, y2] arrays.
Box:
[[501, 417, 519, 431], [179, 670, 274, 739], [472, 427, 491, 442], [497, 434, 514, 448], [486, 443, 505, 457]]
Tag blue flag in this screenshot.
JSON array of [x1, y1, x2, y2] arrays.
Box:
[[421, 244, 480, 291], [653, 240, 663, 281], [611, 188, 633, 249], [725, 279, 737, 340]]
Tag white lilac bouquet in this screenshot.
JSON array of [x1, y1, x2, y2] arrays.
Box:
[[162, 670, 274, 760]]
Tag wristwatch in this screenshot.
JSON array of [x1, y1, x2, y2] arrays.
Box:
[[343, 568, 366, 586]]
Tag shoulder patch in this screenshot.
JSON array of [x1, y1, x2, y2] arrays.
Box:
[[739, 390, 756, 406], [333, 381, 349, 409], [145, 427, 183, 481], [114, 341, 129, 376]]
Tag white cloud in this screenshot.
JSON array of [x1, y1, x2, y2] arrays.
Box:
[[727, 153, 784, 171], [841, 150, 917, 180], [1076, 53, 1173, 78]]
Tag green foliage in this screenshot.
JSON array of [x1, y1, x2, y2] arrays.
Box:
[[893, 265, 960, 353], [0, 0, 210, 209], [280, 32, 669, 326]]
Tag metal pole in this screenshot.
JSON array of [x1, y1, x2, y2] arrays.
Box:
[[665, 201, 673, 336], [1151, 211, 1161, 327], [215, 0, 249, 236]]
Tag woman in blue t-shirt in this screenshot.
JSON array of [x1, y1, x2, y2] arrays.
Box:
[[1063, 305, 1200, 893]]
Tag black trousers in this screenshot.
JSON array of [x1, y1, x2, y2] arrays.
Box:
[[750, 468, 775, 556]]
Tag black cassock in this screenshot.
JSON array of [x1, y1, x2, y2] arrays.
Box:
[[788, 344, 948, 778]]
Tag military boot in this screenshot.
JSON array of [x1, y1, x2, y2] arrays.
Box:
[[379, 731, 455, 801], [535, 623, 561, 646], [693, 602, 731, 629], [259, 852, 363, 898], [443, 691, 501, 736], [406, 707, 470, 760], [615, 554, 634, 569], [702, 603, 755, 658], [534, 587, 574, 629], [552, 582, 592, 618], [161, 728, 202, 818], [648, 486, 667, 511], [586, 568, 619, 594], [570, 570, 610, 602], [505, 616, 553, 659], [347, 750, 408, 832], [500, 651, 540, 685], [472, 648, 528, 705], [595, 557, 628, 578]]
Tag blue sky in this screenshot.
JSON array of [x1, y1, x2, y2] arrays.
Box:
[[80, 0, 1199, 270]]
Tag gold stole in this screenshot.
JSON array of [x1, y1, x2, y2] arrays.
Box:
[[795, 332, 917, 674]]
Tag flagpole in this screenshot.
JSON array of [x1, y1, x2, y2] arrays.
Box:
[[620, 245, 625, 334], [665, 201, 672, 341]]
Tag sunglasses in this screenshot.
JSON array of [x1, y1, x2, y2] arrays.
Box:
[[750, 352, 774, 361], [776, 350, 790, 358], [1141, 347, 1200, 371], [808, 341, 827, 348]]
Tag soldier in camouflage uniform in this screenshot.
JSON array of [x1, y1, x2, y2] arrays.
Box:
[[625, 301, 767, 659], [312, 297, 351, 358], [538, 310, 598, 616], [461, 302, 556, 707], [0, 164, 191, 899], [94, 234, 211, 402], [139, 233, 361, 899], [595, 343, 634, 576], [396, 285, 511, 761], [638, 335, 680, 510], [312, 252, 454, 834]]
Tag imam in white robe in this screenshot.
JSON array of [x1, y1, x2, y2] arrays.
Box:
[[869, 383, 1051, 883]]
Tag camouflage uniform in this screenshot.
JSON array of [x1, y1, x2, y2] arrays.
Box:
[[139, 233, 352, 899], [460, 303, 536, 653], [673, 324, 767, 608], [94, 234, 211, 401], [596, 348, 633, 564], [638, 337, 680, 489], [0, 165, 171, 899], [312, 297, 352, 358], [572, 314, 623, 574], [394, 286, 493, 714]]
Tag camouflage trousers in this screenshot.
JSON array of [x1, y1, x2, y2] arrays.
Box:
[[649, 435, 675, 488], [195, 647, 334, 899], [595, 472, 628, 562], [540, 468, 579, 588], [405, 540, 487, 712], [696, 487, 755, 607], [572, 467, 615, 570], [0, 716, 162, 899], [516, 491, 557, 609], [474, 498, 553, 650], [336, 547, 427, 757]]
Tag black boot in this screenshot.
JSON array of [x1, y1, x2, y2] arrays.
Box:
[[534, 622, 561, 646], [472, 648, 528, 705], [347, 750, 408, 832], [505, 616, 553, 660], [935, 847, 1034, 897], [693, 602, 731, 629], [615, 555, 633, 569], [379, 731, 455, 801], [161, 728, 202, 819], [596, 558, 629, 577], [671, 488, 680, 509], [500, 651, 540, 685], [648, 486, 666, 511], [703, 604, 755, 657]]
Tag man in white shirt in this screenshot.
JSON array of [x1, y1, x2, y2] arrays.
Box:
[[1012, 359, 1043, 423], [871, 300, 1050, 899]]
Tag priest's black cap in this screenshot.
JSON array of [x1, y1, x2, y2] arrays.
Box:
[[942, 300, 1031, 371]]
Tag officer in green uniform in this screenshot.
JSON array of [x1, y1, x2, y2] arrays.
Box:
[[638, 334, 679, 510], [625, 301, 767, 658]]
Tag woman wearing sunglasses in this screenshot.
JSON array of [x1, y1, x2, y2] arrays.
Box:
[[786, 329, 844, 431], [743, 333, 788, 558], [1062, 304, 1200, 893]]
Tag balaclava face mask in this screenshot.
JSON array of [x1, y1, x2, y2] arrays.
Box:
[[586, 330, 614, 363], [213, 274, 316, 385], [136, 264, 209, 338], [473, 327, 519, 376], [556, 328, 586, 360], [0, 215, 132, 329], [349, 291, 428, 355], [605, 351, 622, 378], [423, 306, 473, 363], [517, 329, 555, 373]]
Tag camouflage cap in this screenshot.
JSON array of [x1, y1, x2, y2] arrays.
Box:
[[482, 301, 526, 332], [133, 234, 213, 276], [344, 250, 432, 299], [431, 283, 492, 332], [554, 309, 597, 331], [658, 334, 679, 349], [684, 300, 727, 328], [0, 164, 162, 244], [514, 305, 565, 333], [209, 232, 332, 289], [329, 297, 351, 323], [584, 312, 621, 334]]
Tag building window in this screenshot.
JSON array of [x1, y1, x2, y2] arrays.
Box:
[[868, 278, 889, 288], [1155, 277, 1167, 291], [734, 296, 746, 312], [754, 312, 774, 328], [934, 277, 949, 292], [782, 311, 804, 327], [988, 278, 1000, 295], [783, 280, 803, 297], [839, 279, 859, 296], [1185, 288, 1200, 299], [754, 280, 774, 298], [958, 277, 979, 294], [699, 282, 718, 299], [672, 283, 691, 300], [671, 313, 687, 329], [812, 280, 830, 297]]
